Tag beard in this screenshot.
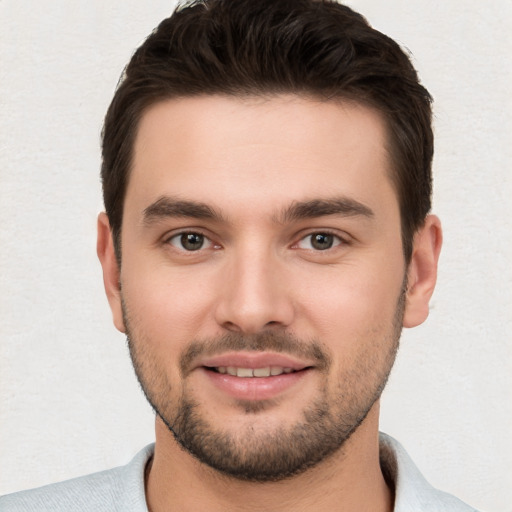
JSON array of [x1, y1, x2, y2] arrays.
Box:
[[123, 286, 405, 483]]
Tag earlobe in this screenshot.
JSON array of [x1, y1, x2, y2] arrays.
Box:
[[97, 212, 126, 333], [403, 215, 443, 328]]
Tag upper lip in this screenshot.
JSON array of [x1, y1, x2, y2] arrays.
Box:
[[198, 352, 313, 371]]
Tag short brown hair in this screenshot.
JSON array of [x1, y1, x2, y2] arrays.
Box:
[[101, 0, 433, 263]]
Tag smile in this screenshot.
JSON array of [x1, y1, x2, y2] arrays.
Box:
[[201, 363, 311, 401], [196, 352, 314, 400], [210, 366, 296, 377]]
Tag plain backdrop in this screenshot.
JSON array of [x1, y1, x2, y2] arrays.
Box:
[[1, 1, 510, 510]]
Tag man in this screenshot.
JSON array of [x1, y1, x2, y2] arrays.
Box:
[[0, 0, 479, 510]]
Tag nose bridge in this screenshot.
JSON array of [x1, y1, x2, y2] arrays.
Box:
[[215, 239, 294, 333]]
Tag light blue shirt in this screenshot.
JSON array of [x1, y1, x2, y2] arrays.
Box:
[[0, 433, 479, 511]]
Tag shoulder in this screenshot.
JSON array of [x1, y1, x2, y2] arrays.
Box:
[[0, 444, 153, 512], [379, 433, 480, 512]]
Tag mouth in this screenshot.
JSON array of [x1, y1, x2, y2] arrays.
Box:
[[197, 353, 314, 401], [206, 366, 301, 377]]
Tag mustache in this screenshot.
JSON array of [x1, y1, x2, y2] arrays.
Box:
[[179, 331, 332, 377]]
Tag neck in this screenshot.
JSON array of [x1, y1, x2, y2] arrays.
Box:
[[145, 404, 393, 512]]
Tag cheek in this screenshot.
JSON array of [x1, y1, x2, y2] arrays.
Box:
[[120, 260, 219, 344], [294, 261, 404, 345]]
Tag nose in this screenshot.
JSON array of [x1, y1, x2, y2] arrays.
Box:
[[214, 249, 295, 334]]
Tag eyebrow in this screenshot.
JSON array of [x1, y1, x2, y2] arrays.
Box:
[[142, 195, 374, 226], [143, 196, 224, 225], [277, 197, 374, 223]]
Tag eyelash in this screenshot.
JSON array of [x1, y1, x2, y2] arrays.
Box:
[[165, 231, 217, 252], [294, 231, 347, 251], [164, 230, 349, 253]]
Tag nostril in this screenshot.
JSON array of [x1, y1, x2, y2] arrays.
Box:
[[222, 321, 242, 332]]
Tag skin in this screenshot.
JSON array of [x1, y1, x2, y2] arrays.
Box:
[[97, 95, 442, 512]]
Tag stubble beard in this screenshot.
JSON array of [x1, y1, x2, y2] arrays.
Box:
[[123, 288, 405, 483]]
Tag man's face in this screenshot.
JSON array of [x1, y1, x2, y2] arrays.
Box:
[[107, 95, 410, 480]]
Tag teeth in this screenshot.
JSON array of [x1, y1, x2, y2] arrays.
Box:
[[253, 367, 271, 377], [236, 368, 254, 378], [214, 366, 295, 377]]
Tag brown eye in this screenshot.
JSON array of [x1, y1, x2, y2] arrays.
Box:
[[297, 232, 342, 251], [169, 232, 210, 251], [181, 233, 204, 250], [310, 233, 334, 250]]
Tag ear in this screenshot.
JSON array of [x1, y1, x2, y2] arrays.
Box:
[[97, 212, 126, 333], [403, 215, 443, 328]]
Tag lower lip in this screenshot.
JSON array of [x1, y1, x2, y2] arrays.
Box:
[[200, 368, 310, 401]]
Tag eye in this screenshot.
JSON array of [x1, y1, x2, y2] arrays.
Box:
[[167, 232, 212, 251], [297, 232, 343, 251]]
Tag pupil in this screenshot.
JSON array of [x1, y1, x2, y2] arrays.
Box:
[[312, 233, 333, 250], [181, 233, 204, 251]]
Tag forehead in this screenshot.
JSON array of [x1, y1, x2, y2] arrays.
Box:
[[127, 94, 396, 219]]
